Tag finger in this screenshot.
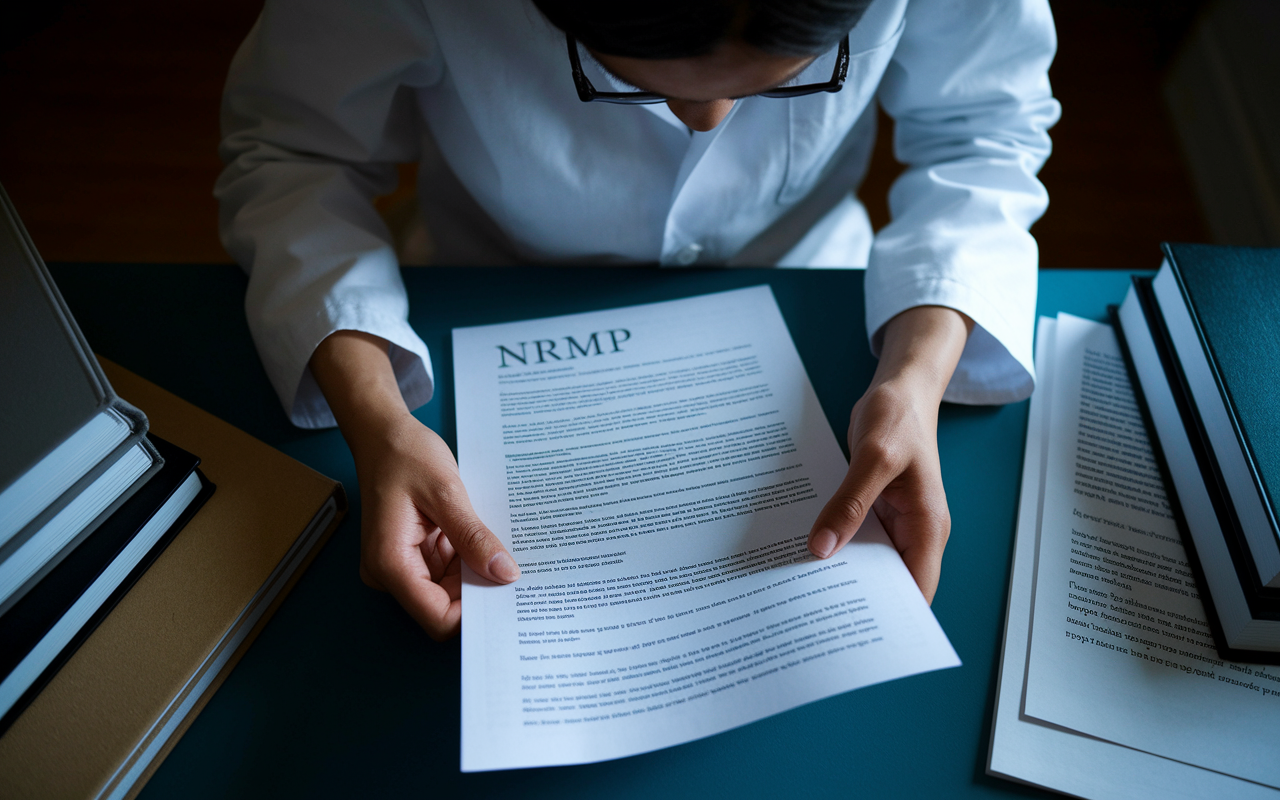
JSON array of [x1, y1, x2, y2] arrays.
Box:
[[436, 528, 457, 565], [419, 527, 453, 582], [874, 483, 951, 604], [807, 445, 899, 559], [359, 491, 465, 637], [898, 540, 944, 604], [438, 556, 463, 602], [423, 479, 521, 585], [368, 534, 463, 640]]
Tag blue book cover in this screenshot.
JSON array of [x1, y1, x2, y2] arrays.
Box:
[[1161, 243, 1280, 586]]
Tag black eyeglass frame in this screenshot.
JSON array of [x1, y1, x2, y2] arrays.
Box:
[[566, 34, 851, 105]]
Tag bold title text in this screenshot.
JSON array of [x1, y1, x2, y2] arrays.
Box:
[[497, 329, 631, 368]]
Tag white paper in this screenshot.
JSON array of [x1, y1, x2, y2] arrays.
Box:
[[1019, 313, 1280, 788], [454, 286, 959, 771], [987, 315, 1278, 800]]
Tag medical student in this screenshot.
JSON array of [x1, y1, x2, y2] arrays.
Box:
[[217, 0, 1059, 639]]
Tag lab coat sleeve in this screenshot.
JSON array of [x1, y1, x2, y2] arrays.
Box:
[[216, 0, 444, 428], [868, 0, 1060, 405]]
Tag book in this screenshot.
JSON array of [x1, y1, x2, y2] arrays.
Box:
[[0, 435, 214, 732], [0, 360, 346, 800], [0, 184, 160, 612], [1114, 277, 1280, 657], [0, 443, 157, 613], [1149, 243, 1280, 589]]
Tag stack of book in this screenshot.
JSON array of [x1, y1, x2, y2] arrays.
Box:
[[0, 186, 348, 799], [1113, 242, 1280, 661], [0, 187, 214, 730]]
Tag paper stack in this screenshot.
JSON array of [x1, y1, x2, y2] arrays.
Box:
[[987, 312, 1280, 799]]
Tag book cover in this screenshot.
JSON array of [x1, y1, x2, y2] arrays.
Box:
[[1158, 242, 1280, 587], [1112, 280, 1280, 661], [0, 184, 161, 610]]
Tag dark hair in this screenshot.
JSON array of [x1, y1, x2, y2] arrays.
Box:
[[532, 0, 873, 59]]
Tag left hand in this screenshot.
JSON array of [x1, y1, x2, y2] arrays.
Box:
[[806, 306, 974, 603], [309, 330, 520, 640]]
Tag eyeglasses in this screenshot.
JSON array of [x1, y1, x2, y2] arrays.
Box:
[[566, 34, 850, 105]]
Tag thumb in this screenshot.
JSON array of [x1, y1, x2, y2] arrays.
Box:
[[429, 481, 521, 584], [807, 452, 896, 559]]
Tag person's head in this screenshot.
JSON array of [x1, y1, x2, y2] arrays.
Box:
[[534, 0, 873, 130]]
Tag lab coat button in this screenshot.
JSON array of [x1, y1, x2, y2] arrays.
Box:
[[674, 243, 703, 265]]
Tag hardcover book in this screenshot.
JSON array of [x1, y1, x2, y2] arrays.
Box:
[[0, 360, 346, 800], [0, 435, 214, 730], [0, 185, 160, 612], [1151, 243, 1280, 589]]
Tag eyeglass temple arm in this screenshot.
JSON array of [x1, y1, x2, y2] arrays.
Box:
[[565, 35, 596, 102]]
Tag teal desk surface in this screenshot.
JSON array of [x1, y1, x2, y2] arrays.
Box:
[[48, 264, 1136, 799]]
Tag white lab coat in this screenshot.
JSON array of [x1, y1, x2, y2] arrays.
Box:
[[216, 0, 1059, 428]]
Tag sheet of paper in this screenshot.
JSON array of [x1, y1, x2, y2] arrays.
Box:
[[454, 286, 959, 771], [1021, 313, 1280, 787], [987, 315, 1277, 800]]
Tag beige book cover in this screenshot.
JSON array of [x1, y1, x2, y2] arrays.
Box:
[[0, 359, 347, 800]]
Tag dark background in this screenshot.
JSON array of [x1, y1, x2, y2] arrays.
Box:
[[1, 0, 1210, 268]]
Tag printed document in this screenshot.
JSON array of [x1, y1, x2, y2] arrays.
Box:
[[1009, 313, 1279, 791], [454, 286, 959, 771], [987, 314, 1277, 800]]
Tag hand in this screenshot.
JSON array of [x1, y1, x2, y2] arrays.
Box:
[[310, 331, 519, 640], [807, 306, 973, 603]]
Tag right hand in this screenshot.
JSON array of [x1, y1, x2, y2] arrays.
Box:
[[310, 331, 520, 640], [805, 305, 972, 604]]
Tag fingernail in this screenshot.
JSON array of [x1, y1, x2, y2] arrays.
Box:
[[809, 529, 838, 559], [488, 551, 521, 583]]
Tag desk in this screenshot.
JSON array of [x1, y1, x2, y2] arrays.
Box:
[[49, 264, 1134, 799]]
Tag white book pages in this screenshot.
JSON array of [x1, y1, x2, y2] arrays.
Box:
[[454, 286, 959, 771], [0, 472, 203, 720], [1151, 266, 1280, 588], [0, 441, 153, 605], [1118, 287, 1280, 650], [0, 409, 131, 548]]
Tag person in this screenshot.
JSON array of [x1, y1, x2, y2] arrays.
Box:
[[216, 0, 1059, 640]]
